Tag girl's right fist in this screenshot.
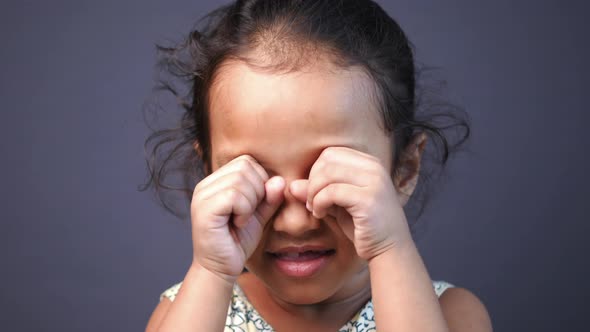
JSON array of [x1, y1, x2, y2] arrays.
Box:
[[189, 155, 285, 281]]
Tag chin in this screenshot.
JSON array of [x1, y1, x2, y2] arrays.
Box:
[[263, 277, 339, 305], [245, 248, 369, 305], [249, 262, 367, 306]]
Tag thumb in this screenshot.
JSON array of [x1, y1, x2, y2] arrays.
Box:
[[289, 178, 339, 219], [288, 179, 308, 203], [254, 176, 286, 224]]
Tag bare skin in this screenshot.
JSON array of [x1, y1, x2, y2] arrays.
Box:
[[146, 57, 492, 332]]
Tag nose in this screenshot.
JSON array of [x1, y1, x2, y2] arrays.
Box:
[[271, 179, 321, 236]]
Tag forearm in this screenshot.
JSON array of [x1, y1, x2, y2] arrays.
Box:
[[369, 241, 449, 331], [157, 264, 234, 332]]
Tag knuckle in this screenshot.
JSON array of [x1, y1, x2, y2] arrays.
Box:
[[232, 185, 254, 205], [234, 158, 252, 170], [327, 184, 337, 197], [229, 170, 249, 186], [325, 186, 339, 205], [192, 191, 202, 204], [315, 186, 330, 205], [310, 161, 326, 179], [226, 187, 242, 202], [307, 186, 316, 202], [366, 153, 380, 163], [239, 154, 256, 162], [253, 182, 265, 200], [320, 147, 337, 161], [192, 188, 208, 205], [194, 179, 206, 192]]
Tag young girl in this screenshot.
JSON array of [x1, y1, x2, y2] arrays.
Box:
[[143, 0, 492, 331]]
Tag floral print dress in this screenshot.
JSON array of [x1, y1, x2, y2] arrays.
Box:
[[160, 280, 454, 331]]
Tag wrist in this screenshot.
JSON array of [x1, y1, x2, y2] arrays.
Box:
[[367, 237, 417, 267], [189, 261, 238, 288]]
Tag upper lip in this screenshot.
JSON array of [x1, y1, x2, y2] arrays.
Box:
[[268, 245, 333, 255]]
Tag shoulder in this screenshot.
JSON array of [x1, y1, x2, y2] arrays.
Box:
[[152, 280, 272, 331], [145, 282, 184, 332], [438, 286, 493, 332], [341, 281, 461, 331], [145, 288, 175, 332]]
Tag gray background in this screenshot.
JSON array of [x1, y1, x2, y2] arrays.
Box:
[[1, 0, 588, 331]]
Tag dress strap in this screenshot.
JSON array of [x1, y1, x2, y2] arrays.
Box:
[[159, 282, 182, 302], [432, 280, 455, 297]]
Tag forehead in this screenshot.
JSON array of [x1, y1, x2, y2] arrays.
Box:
[[207, 59, 389, 168]]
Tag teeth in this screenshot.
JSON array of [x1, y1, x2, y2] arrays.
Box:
[[276, 251, 331, 258]]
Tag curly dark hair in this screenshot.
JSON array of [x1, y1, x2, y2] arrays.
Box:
[[139, 0, 471, 233]]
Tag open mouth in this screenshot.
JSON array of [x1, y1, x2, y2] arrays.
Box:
[[271, 249, 336, 261], [268, 249, 336, 278]]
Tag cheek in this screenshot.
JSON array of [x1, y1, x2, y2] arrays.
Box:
[[244, 230, 272, 268], [244, 252, 264, 275]]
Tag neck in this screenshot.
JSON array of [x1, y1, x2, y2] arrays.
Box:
[[271, 283, 371, 322], [238, 271, 371, 329]]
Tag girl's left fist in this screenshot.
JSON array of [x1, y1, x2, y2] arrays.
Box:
[[293, 147, 413, 261]]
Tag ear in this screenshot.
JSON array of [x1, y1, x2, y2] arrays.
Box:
[[392, 132, 427, 207]]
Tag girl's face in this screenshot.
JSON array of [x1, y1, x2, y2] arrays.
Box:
[[207, 58, 393, 304]]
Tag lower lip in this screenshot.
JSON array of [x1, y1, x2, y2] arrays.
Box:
[[271, 251, 333, 278]]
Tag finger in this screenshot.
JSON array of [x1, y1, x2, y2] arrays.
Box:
[[198, 186, 255, 228], [307, 147, 373, 210], [251, 176, 285, 227], [289, 179, 308, 203], [329, 207, 355, 242], [290, 179, 341, 218], [196, 155, 268, 193], [198, 171, 263, 215], [310, 183, 363, 220], [197, 155, 267, 195], [232, 176, 286, 256], [323, 205, 341, 219]]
